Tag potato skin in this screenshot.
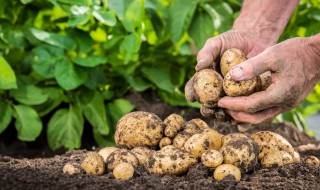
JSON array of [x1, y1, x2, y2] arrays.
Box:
[[184, 128, 222, 158], [220, 48, 246, 76], [115, 111, 164, 149], [164, 114, 185, 138], [261, 151, 293, 168], [63, 162, 82, 175], [213, 164, 241, 181], [221, 133, 247, 147], [173, 131, 192, 148], [106, 149, 139, 170], [193, 69, 224, 108], [223, 72, 260, 97], [251, 131, 294, 160], [260, 71, 272, 91], [201, 150, 223, 168], [293, 151, 300, 163], [184, 119, 209, 135], [304, 156, 319, 166], [131, 147, 153, 166], [113, 163, 135, 180], [98, 147, 119, 162], [159, 137, 172, 149], [80, 152, 105, 175]]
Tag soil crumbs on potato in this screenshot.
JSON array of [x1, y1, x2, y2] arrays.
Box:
[[1, 92, 320, 190]]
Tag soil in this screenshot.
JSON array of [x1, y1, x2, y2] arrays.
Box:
[[1, 91, 320, 190]]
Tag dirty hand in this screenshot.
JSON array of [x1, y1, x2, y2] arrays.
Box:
[[218, 35, 320, 124]]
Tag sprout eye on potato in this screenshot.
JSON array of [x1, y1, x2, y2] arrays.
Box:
[[213, 164, 241, 181]]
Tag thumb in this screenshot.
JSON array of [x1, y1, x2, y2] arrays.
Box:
[[228, 54, 271, 81]]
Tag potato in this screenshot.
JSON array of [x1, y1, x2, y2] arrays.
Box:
[[131, 147, 153, 166], [223, 72, 260, 97], [145, 146, 197, 175], [261, 151, 293, 168], [173, 131, 192, 148], [220, 48, 246, 76], [293, 151, 300, 163], [251, 131, 294, 160], [184, 118, 209, 135], [193, 69, 224, 108], [221, 133, 247, 146], [62, 162, 81, 175], [304, 156, 319, 166], [159, 137, 172, 148], [184, 128, 222, 158], [201, 150, 223, 168], [98, 147, 119, 162], [106, 149, 139, 170], [115, 111, 164, 149], [164, 114, 185, 138], [220, 137, 259, 172], [213, 164, 241, 181], [113, 163, 135, 180], [80, 152, 105, 175], [260, 71, 272, 91]]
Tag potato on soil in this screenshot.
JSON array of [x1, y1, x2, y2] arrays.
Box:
[[63, 162, 82, 175], [221, 133, 247, 146], [193, 69, 224, 108], [113, 163, 135, 180], [201, 150, 223, 168], [159, 137, 172, 149], [131, 147, 153, 166], [250, 131, 294, 160], [164, 114, 185, 138], [173, 131, 192, 148], [220, 137, 259, 172], [223, 72, 260, 97], [145, 146, 197, 175], [115, 111, 164, 149], [98, 147, 119, 162], [184, 118, 209, 135], [213, 164, 241, 181], [220, 48, 246, 76], [80, 152, 105, 175], [184, 128, 222, 158], [304, 156, 319, 166], [293, 151, 300, 163], [261, 151, 293, 168], [106, 149, 139, 170]]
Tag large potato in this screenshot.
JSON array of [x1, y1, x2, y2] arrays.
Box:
[[164, 114, 185, 138], [220, 48, 246, 76], [184, 128, 222, 158], [223, 72, 260, 97], [220, 137, 259, 172], [261, 151, 293, 168], [131, 147, 153, 166], [106, 149, 139, 170], [251, 131, 294, 160], [184, 118, 209, 135], [115, 111, 164, 149], [145, 146, 197, 175], [193, 69, 224, 108]]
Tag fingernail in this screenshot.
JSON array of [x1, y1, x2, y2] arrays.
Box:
[[231, 66, 244, 79]]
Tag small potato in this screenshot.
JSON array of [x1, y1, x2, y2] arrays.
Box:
[[260, 71, 272, 91], [115, 111, 164, 149], [223, 72, 260, 97], [184, 118, 209, 135], [201, 150, 223, 168], [184, 128, 222, 158], [220, 137, 259, 172], [193, 69, 224, 108], [113, 163, 135, 180], [131, 147, 153, 166], [63, 162, 81, 175], [304, 156, 319, 166], [220, 48, 246, 76], [159, 137, 172, 148], [173, 131, 192, 148], [164, 114, 185, 138], [213, 164, 241, 181], [81, 152, 105, 175], [106, 149, 139, 170], [251, 131, 294, 160], [293, 151, 300, 163], [221, 133, 247, 146], [98, 147, 119, 162], [261, 151, 293, 168], [145, 146, 197, 175]]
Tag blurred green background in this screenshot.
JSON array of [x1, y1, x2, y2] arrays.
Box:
[[0, 0, 320, 150]]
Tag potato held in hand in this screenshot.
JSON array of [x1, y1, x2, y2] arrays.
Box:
[[220, 48, 246, 77], [115, 111, 164, 149]]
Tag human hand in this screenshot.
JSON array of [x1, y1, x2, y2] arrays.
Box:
[[218, 36, 320, 124]]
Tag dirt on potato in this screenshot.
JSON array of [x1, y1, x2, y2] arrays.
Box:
[[1, 91, 320, 190]]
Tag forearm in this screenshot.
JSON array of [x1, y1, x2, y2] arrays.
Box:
[[233, 0, 300, 46]]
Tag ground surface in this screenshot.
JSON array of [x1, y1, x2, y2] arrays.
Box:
[[1, 91, 320, 190]]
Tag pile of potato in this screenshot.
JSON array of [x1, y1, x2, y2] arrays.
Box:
[[62, 111, 320, 181]]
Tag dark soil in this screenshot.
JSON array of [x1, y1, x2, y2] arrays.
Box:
[[1, 91, 320, 190]]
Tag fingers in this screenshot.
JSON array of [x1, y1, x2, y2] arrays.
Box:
[[196, 37, 222, 71], [184, 76, 196, 102]]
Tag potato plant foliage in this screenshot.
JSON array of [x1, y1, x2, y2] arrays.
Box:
[[0, 0, 319, 150]]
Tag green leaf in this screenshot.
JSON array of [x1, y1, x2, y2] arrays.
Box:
[[106, 98, 135, 127], [122, 0, 145, 32], [0, 102, 12, 134], [141, 66, 175, 93], [109, 0, 131, 20], [119, 32, 141, 54], [126, 76, 151, 91], [47, 105, 84, 150], [33, 87, 64, 117], [92, 10, 117, 26], [13, 105, 43, 141], [10, 85, 48, 105], [0, 56, 17, 90], [57, 0, 87, 5], [189, 10, 214, 50], [29, 28, 76, 50], [93, 128, 116, 147], [54, 59, 88, 90], [72, 55, 107, 67], [68, 14, 90, 27], [79, 90, 109, 135], [158, 90, 201, 108], [20, 0, 33, 4], [170, 0, 198, 43]]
